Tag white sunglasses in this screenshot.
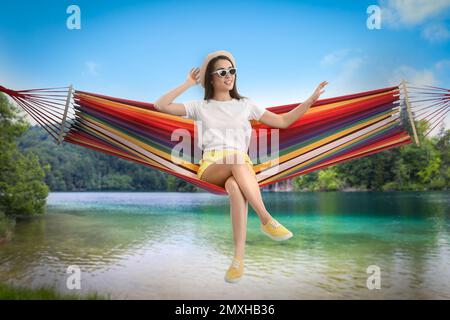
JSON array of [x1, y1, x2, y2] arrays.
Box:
[[210, 67, 237, 78]]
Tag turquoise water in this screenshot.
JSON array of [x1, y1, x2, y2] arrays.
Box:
[[0, 191, 449, 299]]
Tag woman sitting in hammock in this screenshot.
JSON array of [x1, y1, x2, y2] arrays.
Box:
[[154, 50, 327, 283]]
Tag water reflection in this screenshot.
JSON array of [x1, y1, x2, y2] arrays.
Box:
[[0, 191, 448, 299]]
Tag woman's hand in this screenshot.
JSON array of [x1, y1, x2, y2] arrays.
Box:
[[278, 81, 329, 129], [186, 67, 201, 87], [306, 81, 328, 105]]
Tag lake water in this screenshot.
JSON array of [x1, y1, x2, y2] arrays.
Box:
[[0, 191, 449, 299]]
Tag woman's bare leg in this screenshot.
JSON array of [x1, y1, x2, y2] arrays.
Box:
[[201, 162, 272, 225], [199, 162, 234, 188], [231, 164, 272, 225], [224, 176, 248, 260]]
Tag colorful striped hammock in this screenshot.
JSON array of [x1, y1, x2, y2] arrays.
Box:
[[1, 82, 447, 195]]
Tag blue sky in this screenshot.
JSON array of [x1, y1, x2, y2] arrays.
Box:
[[1, 0, 449, 131]]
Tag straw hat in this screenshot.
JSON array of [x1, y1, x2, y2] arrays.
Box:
[[198, 50, 236, 88]]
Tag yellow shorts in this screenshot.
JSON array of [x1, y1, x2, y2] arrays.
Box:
[[197, 149, 255, 179]]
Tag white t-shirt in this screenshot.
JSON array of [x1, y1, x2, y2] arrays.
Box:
[[182, 97, 267, 153]]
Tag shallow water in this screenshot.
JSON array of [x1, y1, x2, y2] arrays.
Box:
[[0, 191, 449, 299]]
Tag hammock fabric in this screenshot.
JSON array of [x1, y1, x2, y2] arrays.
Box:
[[1, 82, 447, 195]]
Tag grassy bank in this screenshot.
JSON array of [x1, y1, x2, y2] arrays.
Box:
[[0, 283, 108, 300]]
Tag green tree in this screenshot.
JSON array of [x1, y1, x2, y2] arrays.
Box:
[[102, 173, 133, 190], [293, 171, 318, 191], [436, 125, 450, 189], [316, 167, 344, 191], [0, 93, 49, 216]]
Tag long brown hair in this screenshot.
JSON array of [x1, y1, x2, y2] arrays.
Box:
[[204, 55, 246, 101]]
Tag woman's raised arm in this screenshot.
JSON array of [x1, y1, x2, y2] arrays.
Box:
[[153, 67, 200, 116]]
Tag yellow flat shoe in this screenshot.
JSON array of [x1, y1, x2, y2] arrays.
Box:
[[224, 257, 244, 283], [261, 218, 293, 241]]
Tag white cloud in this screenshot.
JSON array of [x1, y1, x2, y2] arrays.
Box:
[[380, 0, 450, 26], [389, 61, 449, 87], [435, 59, 450, 70], [389, 65, 437, 86], [379, 0, 450, 43], [422, 23, 450, 42], [320, 49, 352, 67], [319, 49, 371, 96], [331, 57, 366, 90]]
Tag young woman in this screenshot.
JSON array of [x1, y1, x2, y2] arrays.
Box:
[[154, 50, 327, 283]]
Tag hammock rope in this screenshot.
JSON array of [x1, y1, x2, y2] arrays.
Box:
[[402, 83, 450, 136], [1, 82, 448, 195]]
